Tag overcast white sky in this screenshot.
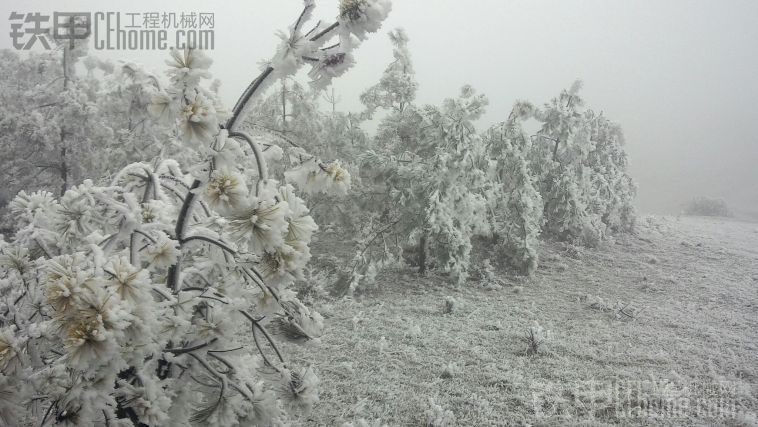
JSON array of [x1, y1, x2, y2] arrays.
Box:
[[2, 0, 757, 215]]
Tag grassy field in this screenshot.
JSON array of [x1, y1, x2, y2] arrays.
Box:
[[282, 216, 758, 426]]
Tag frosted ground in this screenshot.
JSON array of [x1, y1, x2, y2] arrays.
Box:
[[284, 215, 758, 426]]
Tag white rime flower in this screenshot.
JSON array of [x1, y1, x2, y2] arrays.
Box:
[[258, 241, 311, 286], [63, 311, 116, 371], [323, 161, 352, 195], [44, 254, 89, 316], [0, 328, 23, 374], [308, 51, 356, 90], [227, 198, 289, 252], [245, 382, 280, 425], [204, 168, 249, 214], [0, 246, 30, 275], [147, 91, 177, 124], [286, 214, 318, 246], [277, 184, 308, 217], [145, 234, 180, 269], [425, 398, 456, 427], [284, 160, 320, 195], [271, 300, 324, 342], [262, 143, 284, 164], [279, 184, 318, 244], [166, 47, 212, 86], [179, 93, 219, 144], [211, 133, 245, 170], [285, 160, 351, 196], [105, 256, 153, 304], [140, 199, 173, 225], [278, 367, 319, 415], [254, 289, 281, 316], [338, 0, 392, 40], [9, 190, 57, 221]]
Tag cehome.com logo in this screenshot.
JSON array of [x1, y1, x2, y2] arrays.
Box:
[[9, 11, 215, 50]]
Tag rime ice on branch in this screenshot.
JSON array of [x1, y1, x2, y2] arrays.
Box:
[[0, 1, 390, 425]]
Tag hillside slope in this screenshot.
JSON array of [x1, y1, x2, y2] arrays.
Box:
[[284, 216, 758, 426]]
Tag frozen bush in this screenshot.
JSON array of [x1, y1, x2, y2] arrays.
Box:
[[425, 398, 456, 427], [525, 82, 636, 244], [443, 296, 456, 314], [522, 321, 548, 356], [484, 114, 543, 275], [440, 362, 461, 379], [684, 197, 731, 217]]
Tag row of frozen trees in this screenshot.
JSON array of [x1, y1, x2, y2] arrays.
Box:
[[245, 29, 636, 291], [0, 4, 636, 424], [0, 1, 392, 425]]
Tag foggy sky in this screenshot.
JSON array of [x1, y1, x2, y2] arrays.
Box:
[[2, 0, 757, 216]]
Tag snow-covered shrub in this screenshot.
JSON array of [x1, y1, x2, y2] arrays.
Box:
[[483, 112, 543, 275], [525, 81, 636, 245], [442, 296, 456, 314], [425, 398, 456, 427], [404, 322, 422, 339], [440, 362, 461, 379], [522, 321, 548, 356], [358, 83, 491, 284], [584, 110, 637, 232], [0, 1, 390, 425], [684, 197, 731, 217], [360, 28, 418, 116]]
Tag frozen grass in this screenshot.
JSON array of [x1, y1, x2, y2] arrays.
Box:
[[283, 216, 758, 425]]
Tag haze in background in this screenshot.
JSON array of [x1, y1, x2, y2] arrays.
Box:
[[2, 0, 757, 217]]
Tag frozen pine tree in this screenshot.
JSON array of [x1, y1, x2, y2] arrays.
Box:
[[527, 81, 614, 245], [360, 85, 491, 284], [360, 28, 418, 116], [583, 111, 637, 232], [484, 111, 543, 275], [0, 32, 113, 198]]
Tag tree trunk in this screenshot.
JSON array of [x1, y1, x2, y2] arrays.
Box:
[[59, 45, 69, 196], [418, 233, 427, 275], [281, 80, 287, 133], [59, 143, 67, 196]]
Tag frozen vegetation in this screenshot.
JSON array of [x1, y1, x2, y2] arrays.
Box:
[[289, 215, 758, 425], [0, 1, 754, 426]]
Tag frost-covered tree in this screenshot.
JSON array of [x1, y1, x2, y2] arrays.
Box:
[[244, 32, 637, 293], [526, 81, 635, 244], [525, 82, 600, 245], [0, 1, 390, 425], [359, 28, 417, 116], [0, 30, 173, 222], [483, 110, 543, 275], [0, 35, 113, 198], [353, 32, 492, 284], [583, 111, 636, 231], [245, 78, 323, 148], [357, 85, 490, 285], [92, 60, 170, 172]]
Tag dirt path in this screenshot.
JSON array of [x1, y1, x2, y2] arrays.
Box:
[[285, 216, 758, 426]]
